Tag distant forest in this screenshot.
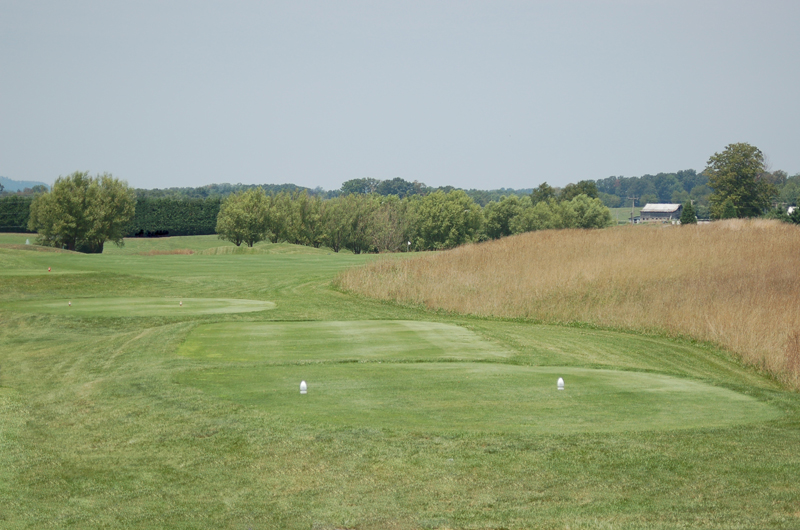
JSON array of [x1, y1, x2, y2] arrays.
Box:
[[3, 169, 798, 234], [129, 179, 533, 207], [127, 169, 800, 218]]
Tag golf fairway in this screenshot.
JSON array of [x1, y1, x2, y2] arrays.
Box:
[[4, 297, 275, 316]]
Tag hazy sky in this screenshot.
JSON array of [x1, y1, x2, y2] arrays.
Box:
[[2, 1, 798, 191]]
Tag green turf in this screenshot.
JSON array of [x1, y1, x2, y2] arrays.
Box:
[[179, 362, 778, 434], [177, 320, 514, 362], [610, 206, 642, 224], [0, 232, 35, 246], [5, 297, 276, 316], [1, 235, 798, 529]]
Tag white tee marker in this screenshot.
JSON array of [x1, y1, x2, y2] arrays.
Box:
[[179, 301, 183, 307], [68, 301, 71, 307], [300, 381, 307, 394], [557, 377, 564, 391]]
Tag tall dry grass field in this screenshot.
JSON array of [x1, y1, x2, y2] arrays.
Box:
[[337, 219, 800, 388]]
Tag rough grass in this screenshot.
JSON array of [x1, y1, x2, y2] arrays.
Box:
[[337, 219, 800, 388]]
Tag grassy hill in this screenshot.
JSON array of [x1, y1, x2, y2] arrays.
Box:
[[1, 234, 799, 528]]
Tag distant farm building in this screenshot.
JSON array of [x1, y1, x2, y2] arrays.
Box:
[[640, 203, 683, 223]]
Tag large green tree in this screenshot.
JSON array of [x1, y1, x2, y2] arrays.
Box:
[[706, 143, 775, 218], [215, 188, 270, 247], [28, 171, 135, 252], [408, 190, 482, 250], [483, 195, 523, 239]]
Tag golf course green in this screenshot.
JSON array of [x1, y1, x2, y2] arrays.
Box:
[[0, 236, 797, 529]]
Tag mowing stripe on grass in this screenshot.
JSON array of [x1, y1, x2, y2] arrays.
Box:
[[176, 320, 515, 363], [3, 297, 276, 317]]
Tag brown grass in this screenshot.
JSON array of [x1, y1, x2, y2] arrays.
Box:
[[337, 219, 800, 388], [138, 249, 195, 255]]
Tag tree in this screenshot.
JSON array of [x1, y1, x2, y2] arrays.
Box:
[[483, 195, 523, 239], [408, 190, 482, 250], [570, 194, 613, 229], [321, 194, 378, 253], [340, 178, 379, 195], [27, 171, 135, 252], [511, 197, 556, 233], [375, 178, 416, 198], [706, 143, 775, 218], [215, 188, 270, 247], [679, 201, 697, 224], [720, 198, 737, 219], [531, 182, 556, 204], [368, 196, 409, 252], [560, 180, 599, 201]]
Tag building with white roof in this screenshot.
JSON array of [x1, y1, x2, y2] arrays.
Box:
[[640, 203, 683, 223]]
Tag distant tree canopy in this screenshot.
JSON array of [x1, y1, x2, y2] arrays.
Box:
[[530, 182, 556, 205], [705, 143, 774, 219], [135, 182, 311, 200], [28, 171, 135, 253], [593, 169, 713, 217], [560, 181, 599, 201]]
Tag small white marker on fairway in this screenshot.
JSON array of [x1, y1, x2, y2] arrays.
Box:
[[179, 301, 183, 307], [300, 381, 307, 394], [557, 377, 564, 391], [68, 301, 71, 307]]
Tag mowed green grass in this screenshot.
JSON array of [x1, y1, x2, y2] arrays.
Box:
[[179, 362, 777, 434], [610, 206, 642, 224], [1, 236, 799, 529], [6, 297, 275, 316], [177, 321, 777, 434], [177, 320, 515, 362]]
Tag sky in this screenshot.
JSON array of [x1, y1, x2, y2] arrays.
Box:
[[1, 0, 798, 191]]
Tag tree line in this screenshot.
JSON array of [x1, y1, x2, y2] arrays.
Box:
[[215, 188, 612, 252], [13, 144, 800, 252]]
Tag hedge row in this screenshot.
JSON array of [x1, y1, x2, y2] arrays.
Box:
[[127, 197, 221, 237], [0, 196, 34, 232]]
